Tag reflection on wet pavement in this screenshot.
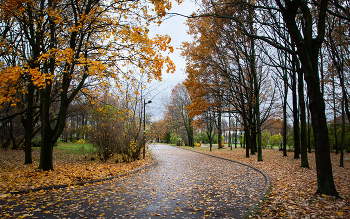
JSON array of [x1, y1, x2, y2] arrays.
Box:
[[0, 144, 266, 219]]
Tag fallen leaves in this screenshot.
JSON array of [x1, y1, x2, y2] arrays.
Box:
[[182, 146, 350, 218], [0, 147, 152, 195], [2, 144, 347, 218], [1, 144, 268, 218]]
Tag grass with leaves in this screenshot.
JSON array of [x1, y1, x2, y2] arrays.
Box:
[[0, 142, 152, 195], [180, 145, 350, 218]]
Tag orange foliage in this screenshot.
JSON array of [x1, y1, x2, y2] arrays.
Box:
[[0, 0, 179, 111]]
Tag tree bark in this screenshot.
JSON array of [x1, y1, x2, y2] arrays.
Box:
[[279, 0, 339, 196], [307, 99, 312, 153], [333, 76, 338, 154], [217, 109, 223, 149], [297, 63, 309, 168], [39, 87, 54, 171], [9, 120, 18, 150], [283, 69, 288, 156], [24, 82, 34, 164], [304, 57, 338, 197], [292, 63, 300, 159], [235, 118, 238, 148], [340, 96, 345, 167], [245, 123, 250, 158], [229, 112, 232, 150]]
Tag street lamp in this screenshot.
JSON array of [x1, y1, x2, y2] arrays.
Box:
[[143, 99, 152, 159]]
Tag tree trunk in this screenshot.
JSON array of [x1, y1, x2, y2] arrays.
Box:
[[283, 70, 288, 156], [217, 110, 222, 149], [235, 118, 238, 148], [297, 64, 309, 168], [207, 112, 213, 151], [188, 123, 194, 148], [340, 96, 345, 168], [251, 123, 256, 155], [245, 124, 250, 158], [229, 113, 232, 150], [208, 132, 213, 152], [292, 64, 300, 159], [280, 0, 338, 197], [305, 64, 338, 197], [24, 82, 34, 164], [249, 102, 256, 154], [249, 10, 261, 159], [10, 120, 18, 150], [333, 76, 338, 154], [339, 64, 350, 130], [320, 47, 324, 96], [307, 99, 312, 153], [39, 88, 54, 171], [255, 86, 262, 161]]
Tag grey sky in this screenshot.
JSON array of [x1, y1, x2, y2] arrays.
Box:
[[147, 0, 199, 120]]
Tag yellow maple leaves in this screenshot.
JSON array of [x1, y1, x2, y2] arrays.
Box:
[[0, 66, 23, 108], [0, 0, 178, 114]]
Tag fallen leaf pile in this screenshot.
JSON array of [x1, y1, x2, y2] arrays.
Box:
[[0, 148, 152, 195], [182, 146, 350, 218]]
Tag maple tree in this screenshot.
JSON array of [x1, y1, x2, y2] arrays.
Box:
[[181, 1, 278, 160], [0, 0, 178, 170]]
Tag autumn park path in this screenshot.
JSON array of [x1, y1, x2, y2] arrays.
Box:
[[0, 144, 268, 218]]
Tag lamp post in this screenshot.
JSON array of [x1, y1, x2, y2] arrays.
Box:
[[143, 99, 152, 159]]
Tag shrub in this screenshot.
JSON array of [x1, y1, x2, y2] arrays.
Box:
[[170, 133, 181, 145], [194, 132, 208, 143], [176, 140, 183, 146], [86, 104, 143, 162], [31, 136, 41, 147], [270, 134, 283, 147], [76, 139, 87, 143], [262, 132, 271, 149], [194, 142, 201, 147]]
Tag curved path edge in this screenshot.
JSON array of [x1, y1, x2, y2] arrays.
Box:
[[176, 145, 270, 218], [7, 150, 157, 196]]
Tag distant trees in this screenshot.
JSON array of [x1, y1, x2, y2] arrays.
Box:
[[181, 1, 276, 160], [163, 83, 194, 147], [150, 119, 168, 143]]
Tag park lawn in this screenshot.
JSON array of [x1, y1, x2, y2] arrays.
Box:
[[0, 142, 152, 195], [31, 142, 96, 154], [54, 142, 96, 154], [179, 145, 350, 218]]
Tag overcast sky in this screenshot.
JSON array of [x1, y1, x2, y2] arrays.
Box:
[[146, 0, 199, 120]]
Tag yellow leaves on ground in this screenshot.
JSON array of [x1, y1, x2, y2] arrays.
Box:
[[0, 148, 152, 195], [182, 146, 350, 218]]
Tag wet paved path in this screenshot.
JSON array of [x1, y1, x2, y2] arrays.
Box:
[[0, 144, 267, 218]]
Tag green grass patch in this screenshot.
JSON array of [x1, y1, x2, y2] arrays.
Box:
[[32, 141, 96, 154], [55, 142, 96, 154]]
